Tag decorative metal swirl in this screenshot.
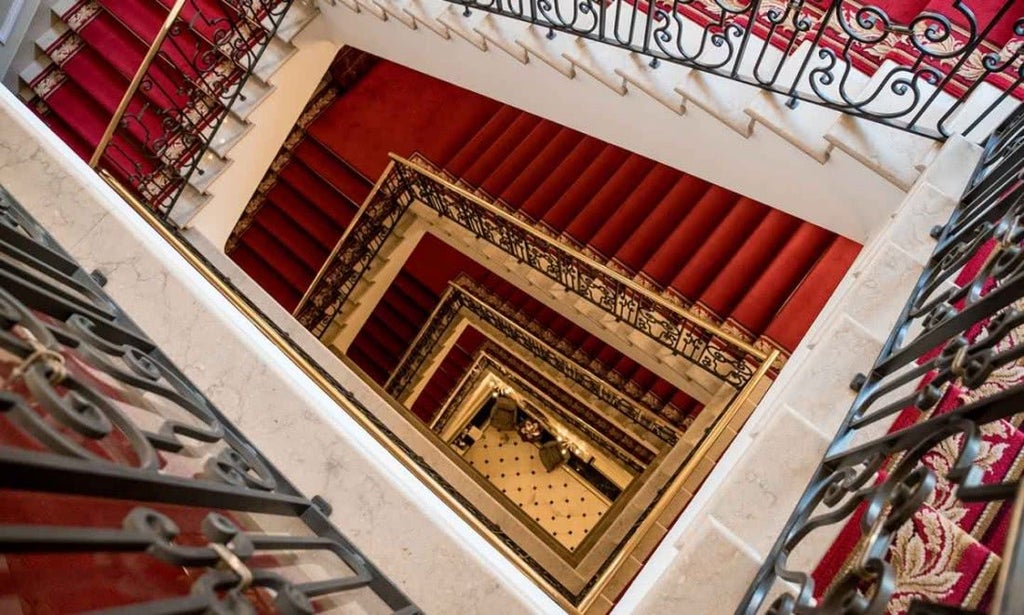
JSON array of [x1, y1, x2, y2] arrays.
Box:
[[738, 100, 1024, 615], [447, 0, 1022, 140], [0, 186, 417, 613]]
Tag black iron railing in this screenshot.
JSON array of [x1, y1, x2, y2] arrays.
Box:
[[447, 0, 1023, 139], [737, 98, 1024, 612], [295, 154, 770, 392], [0, 186, 418, 613], [89, 0, 298, 221]]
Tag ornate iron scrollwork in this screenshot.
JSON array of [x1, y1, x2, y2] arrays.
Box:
[[738, 94, 1024, 615], [0, 186, 418, 613]]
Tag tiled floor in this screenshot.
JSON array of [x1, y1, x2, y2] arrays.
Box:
[[463, 427, 610, 551]]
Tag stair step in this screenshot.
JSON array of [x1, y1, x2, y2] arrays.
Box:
[[462, 111, 541, 187], [677, 71, 757, 137], [497, 127, 584, 207], [254, 35, 299, 82], [435, 5, 488, 51], [614, 55, 689, 116], [562, 38, 627, 96], [474, 14, 528, 63], [742, 41, 868, 164], [481, 120, 563, 197], [668, 197, 768, 300], [402, 0, 451, 39], [639, 185, 733, 287], [729, 223, 834, 336], [612, 174, 709, 273], [698, 210, 801, 317], [541, 144, 630, 232], [268, 0, 320, 42]]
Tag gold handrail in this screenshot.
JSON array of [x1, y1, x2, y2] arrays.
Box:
[[388, 153, 769, 361], [89, 0, 188, 169]]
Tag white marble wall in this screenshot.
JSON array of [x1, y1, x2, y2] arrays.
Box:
[[0, 88, 561, 614], [616, 135, 982, 614]]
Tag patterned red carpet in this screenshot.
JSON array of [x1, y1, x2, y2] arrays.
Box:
[[660, 0, 1024, 99], [809, 240, 1022, 613]]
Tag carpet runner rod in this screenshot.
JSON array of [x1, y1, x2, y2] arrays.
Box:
[[36, 0, 299, 218], [445, 0, 1024, 140], [738, 104, 1024, 614]]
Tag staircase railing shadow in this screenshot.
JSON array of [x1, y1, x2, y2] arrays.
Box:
[[443, 0, 1023, 140], [737, 93, 1024, 614], [90, 0, 296, 223]]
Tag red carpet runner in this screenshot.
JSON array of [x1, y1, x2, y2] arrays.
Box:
[[808, 242, 1021, 614], [24, 0, 271, 204], [640, 0, 1024, 100], [228, 57, 861, 360]]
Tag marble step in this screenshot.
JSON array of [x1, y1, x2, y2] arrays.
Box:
[[742, 41, 870, 164], [266, 0, 320, 43]]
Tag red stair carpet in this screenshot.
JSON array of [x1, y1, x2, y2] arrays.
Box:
[[806, 243, 1022, 614], [24, 0, 273, 204], [229, 56, 861, 358]]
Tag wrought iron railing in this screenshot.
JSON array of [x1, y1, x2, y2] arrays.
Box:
[[0, 186, 417, 612], [446, 0, 1023, 139], [386, 279, 682, 443], [295, 153, 770, 391], [737, 98, 1024, 612], [88, 0, 297, 220]]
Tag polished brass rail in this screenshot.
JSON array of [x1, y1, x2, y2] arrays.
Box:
[[89, 0, 188, 168]]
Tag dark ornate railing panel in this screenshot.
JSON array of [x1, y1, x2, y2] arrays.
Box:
[[445, 0, 1023, 139], [386, 280, 681, 444], [391, 154, 765, 386], [92, 0, 298, 220], [0, 186, 418, 613], [737, 103, 1024, 613], [294, 164, 411, 335]]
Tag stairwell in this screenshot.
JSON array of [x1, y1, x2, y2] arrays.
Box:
[[0, 0, 1016, 610], [227, 58, 861, 361]]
